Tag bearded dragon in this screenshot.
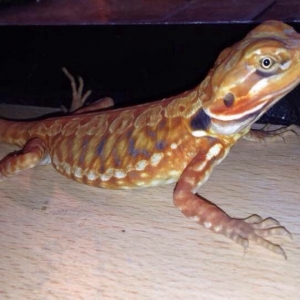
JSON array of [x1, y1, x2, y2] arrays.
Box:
[[1, 20, 299, 258]]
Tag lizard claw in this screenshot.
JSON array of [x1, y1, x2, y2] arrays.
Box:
[[224, 214, 291, 259], [244, 124, 299, 143]]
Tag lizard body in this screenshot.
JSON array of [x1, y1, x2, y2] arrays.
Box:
[[0, 87, 243, 189], [1, 20, 300, 258]]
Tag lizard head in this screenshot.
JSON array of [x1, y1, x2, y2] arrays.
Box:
[[201, 20, 300, 135]]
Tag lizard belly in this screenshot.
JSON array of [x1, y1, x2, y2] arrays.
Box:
[[48, 129, 208, 189], [51, 149, 183, 189]]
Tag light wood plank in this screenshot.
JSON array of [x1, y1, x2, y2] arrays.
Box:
[[0, 105, 299, 299]]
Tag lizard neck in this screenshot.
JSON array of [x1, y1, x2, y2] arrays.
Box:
[[185, 77, 252, 143]]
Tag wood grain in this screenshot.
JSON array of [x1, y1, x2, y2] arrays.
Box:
[[0, 105, 299, 299]]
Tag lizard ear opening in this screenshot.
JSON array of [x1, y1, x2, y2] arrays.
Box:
[[223, 92, 235, 107]]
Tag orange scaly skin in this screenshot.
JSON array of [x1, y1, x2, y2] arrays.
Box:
[[1, 21, 300, 258]]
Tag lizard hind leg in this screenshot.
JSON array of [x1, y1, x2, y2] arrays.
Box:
[[62, 67, 114, 114], [0, 138, 49, 181]]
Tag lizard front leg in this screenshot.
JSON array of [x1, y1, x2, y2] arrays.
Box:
[[174, 139, 291, 258], [244, 124, 298, 143]]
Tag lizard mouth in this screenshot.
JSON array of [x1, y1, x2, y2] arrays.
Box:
[[205, 76, 300, 124], [206, 80, 300, 136]]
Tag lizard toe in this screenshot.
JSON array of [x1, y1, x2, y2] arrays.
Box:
[[223, 215, 290, 259]]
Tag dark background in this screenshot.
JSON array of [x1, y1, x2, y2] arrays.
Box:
[[0, 24, 300, 125], [0, 0, 300, 125]]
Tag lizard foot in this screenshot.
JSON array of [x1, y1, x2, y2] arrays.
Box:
[[61, 67, 92, 113], [244, 124, 299, 143], [224, 214, 291, 259], [61, 67, 114, 114]]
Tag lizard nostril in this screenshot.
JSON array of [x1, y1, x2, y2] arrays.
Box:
[[223, 92, 235, 107]]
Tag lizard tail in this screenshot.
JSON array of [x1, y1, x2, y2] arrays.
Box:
[[0, 118, 33, 147]]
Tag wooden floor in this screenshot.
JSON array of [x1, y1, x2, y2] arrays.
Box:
[[0, 105, 300, 299]]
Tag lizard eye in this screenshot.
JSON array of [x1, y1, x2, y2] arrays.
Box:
[[257, 56, 278, 77], [261, 57, 274, 69]]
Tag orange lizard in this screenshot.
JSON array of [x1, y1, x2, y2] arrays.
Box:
[[1, 20, 299, 258]]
